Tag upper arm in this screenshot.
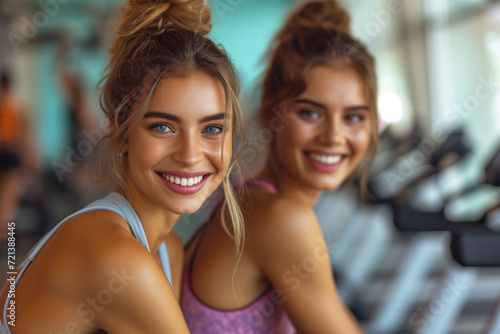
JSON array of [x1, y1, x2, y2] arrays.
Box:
[[253, 200, 362, 334], [164, 232, 185, 300], [89, 240, 190, 333]]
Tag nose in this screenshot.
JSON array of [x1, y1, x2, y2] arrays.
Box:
[[172, 131, 204, 167], [318, 115, 345, 145]]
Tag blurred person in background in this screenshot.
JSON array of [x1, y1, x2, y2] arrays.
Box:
[[181, 1, 378, 333], [57, 62, 103, 205], [0, 72, 40, 244]]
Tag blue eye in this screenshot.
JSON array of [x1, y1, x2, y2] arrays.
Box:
[[152, 124, 172, 133], [204, 125, 223, 135]]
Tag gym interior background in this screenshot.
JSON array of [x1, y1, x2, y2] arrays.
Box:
[[1, 0, 499, 333]]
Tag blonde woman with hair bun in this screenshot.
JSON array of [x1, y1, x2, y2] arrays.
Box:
[[181, 0, 377, 333], [0, 0, 246, 332]]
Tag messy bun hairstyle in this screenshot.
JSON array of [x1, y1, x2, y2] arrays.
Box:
[[260, 0, 379, 199], [275, 0, 350, 40], [95, 0, 246, 253]]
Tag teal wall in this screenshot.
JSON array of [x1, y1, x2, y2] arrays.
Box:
[[208, 0, 292, 90]]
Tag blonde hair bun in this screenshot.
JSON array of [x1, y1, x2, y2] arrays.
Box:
[[120, 0, 211, 38]]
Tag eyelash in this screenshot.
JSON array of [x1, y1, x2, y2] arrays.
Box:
[[148, 123, 223, 136], [203, 124, 223, 136], [298, 109, 321, 119], [150, 123, 173, 134], [345, 114, 365, 122]]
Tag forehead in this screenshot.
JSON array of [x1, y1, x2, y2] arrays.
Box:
[[148, 72, 226, 115], [298, 65, 368, 107]]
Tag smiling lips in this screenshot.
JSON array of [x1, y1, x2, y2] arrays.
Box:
[[304, 151, 346, 172], [308, 153, 342, 165], [160, 173, 204, 186], [156, 170, 212, 195]]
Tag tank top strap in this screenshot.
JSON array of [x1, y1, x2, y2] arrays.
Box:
[[11, 192, 155, 284], [158, 242, 172, 286], [90, 193, 173, 288], [17, 194, 131, 270], [213, 179, 278, 209], [243, 179, 277, 194], [105, 192, 151, 252]]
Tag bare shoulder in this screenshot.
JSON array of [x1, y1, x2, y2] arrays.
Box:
[[249, 193, 319, 240], [61, 211, 185, 330], [44, 209, 159, 290], [246, 193, 324, 260]]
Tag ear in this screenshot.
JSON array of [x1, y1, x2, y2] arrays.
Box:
[[121, 142, 128, 154]]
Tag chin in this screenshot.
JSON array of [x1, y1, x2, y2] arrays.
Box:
[[175, 209, 195, 216], [165, 200, 204, 216], [312, 179, 344, 192], [173, 206, 202, 216]]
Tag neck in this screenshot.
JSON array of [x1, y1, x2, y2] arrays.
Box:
[[116, 187, 179, 253], [256, 157, 322, 207]]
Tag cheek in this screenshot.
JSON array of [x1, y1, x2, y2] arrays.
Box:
[[129, 136, 167, 167], [348, 125, 371, 154], [277, 120, 316, 152], [204, 139, 229, 173]]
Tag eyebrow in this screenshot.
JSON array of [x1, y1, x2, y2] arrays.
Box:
[[293, 98, 370, 112], [144, 111, 225, 124], [199, 113, 225, 123], [345, 106, 370, 112], [294, 98, 326, 109]]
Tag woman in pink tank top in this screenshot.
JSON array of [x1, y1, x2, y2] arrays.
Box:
[[181, 1, 379, 333]]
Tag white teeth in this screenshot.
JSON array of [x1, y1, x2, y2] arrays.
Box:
[[309, 153, 342, 165], [160, 173, 206, 187]]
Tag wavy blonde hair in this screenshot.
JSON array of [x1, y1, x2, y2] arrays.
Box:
[[93, 0, 246, 253]]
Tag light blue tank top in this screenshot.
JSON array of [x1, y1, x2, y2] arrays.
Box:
[[0, 192, 172, 333]]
